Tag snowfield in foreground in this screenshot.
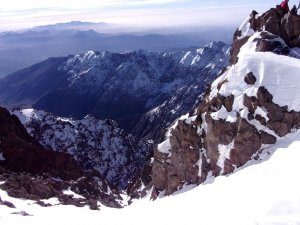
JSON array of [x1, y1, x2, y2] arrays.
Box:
[[1, 130, 300, 225]]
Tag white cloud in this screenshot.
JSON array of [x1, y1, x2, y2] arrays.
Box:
[[0, 1, 273, 31], [0, 0, 185, 11]]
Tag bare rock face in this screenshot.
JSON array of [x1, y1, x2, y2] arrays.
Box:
[[251, 7, 300, 47], [260, 131, 277, 144], [257, 87, 300, 137], [152, 120, 201, 194], [231, 7, 300, 65], [255, 32, 290, 54], [230, 29, 250, 64]]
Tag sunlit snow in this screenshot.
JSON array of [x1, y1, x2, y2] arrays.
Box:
[[1, 131, 300, 225]]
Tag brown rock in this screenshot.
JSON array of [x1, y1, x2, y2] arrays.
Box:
[[230, 118, 262, 167], [250, 8, 300, 48], [248, 113, 254, 121], [255, 114, 267, 126], [224, 95, 234, 112], [152, 159, 168, 191], [244, 72, 257, 85], [260, 131, 277, 144], [217, 79, 228, 91], [152, 118, 202, 195], [0, 196, 16, 208], [244, 94, 258, 114], [230, 31, 250, 64], [267, 112, 294, 137], [257, 86, 273, 105]]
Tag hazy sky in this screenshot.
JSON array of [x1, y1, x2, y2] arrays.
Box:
[[0, 0, 297, 31]]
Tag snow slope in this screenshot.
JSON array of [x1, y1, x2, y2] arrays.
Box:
[[210, 32, 300, 111], [1, 130, 300, 225]]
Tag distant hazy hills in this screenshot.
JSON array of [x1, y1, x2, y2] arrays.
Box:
[[0, 21, 233, 77]]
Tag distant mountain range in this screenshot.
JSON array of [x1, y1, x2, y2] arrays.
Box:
[[32, 21, 108, 32], [0, 21, 233, 77]]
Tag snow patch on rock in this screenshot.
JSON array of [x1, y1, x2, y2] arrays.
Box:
[[217, 141, 234, 174]]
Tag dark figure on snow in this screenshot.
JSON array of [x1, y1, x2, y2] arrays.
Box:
[[281, 0, 290, 14], [291, 5, 298, 14], [291, 1, 300, 15]]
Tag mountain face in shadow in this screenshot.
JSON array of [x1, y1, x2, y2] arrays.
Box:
[[0, 42, 230, 139]]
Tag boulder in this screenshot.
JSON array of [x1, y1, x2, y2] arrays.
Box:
[[244, 72, 257, 85]]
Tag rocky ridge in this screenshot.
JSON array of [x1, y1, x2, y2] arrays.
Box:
[[0, 42, 229, 137], [0, 106, 122, 209], [149, 8, 300, 196], [231, 6, 300, 64], [10, 108, 152, 190]]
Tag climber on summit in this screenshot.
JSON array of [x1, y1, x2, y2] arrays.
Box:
[[291, 5, 298, 14], [290, 0, 300, 15], [280, 0, 290, 14]]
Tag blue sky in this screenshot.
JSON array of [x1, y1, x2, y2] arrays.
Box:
[[0, 0, 297, 31]]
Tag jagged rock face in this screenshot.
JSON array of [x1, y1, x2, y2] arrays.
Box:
[[152, 119, 201, 193], [152, 78, 300, 195], [151, 9, 300, 196], [0, 106, 122, 208], [230, 30, 250, 64], [0, 42, 229, 134], [231, 8, 300, 64], [11, 109, 152, 190], [249, 7, 300, 48]]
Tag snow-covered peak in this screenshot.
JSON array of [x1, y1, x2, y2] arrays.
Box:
[[59, 42, 230, 91], [11, 108, 152, 190], [179, 42, 229, 67]]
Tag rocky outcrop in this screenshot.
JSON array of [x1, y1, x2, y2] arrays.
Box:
[[150, 8, 300, 196], [230, 29, 250, 64], [152, 77, 300, 196], [231, 7, 300, 64], [0, 106, 122, 208], [152, 119, 202, 194], [0, 172, 122, 209], [250, 7, 300, 47]]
